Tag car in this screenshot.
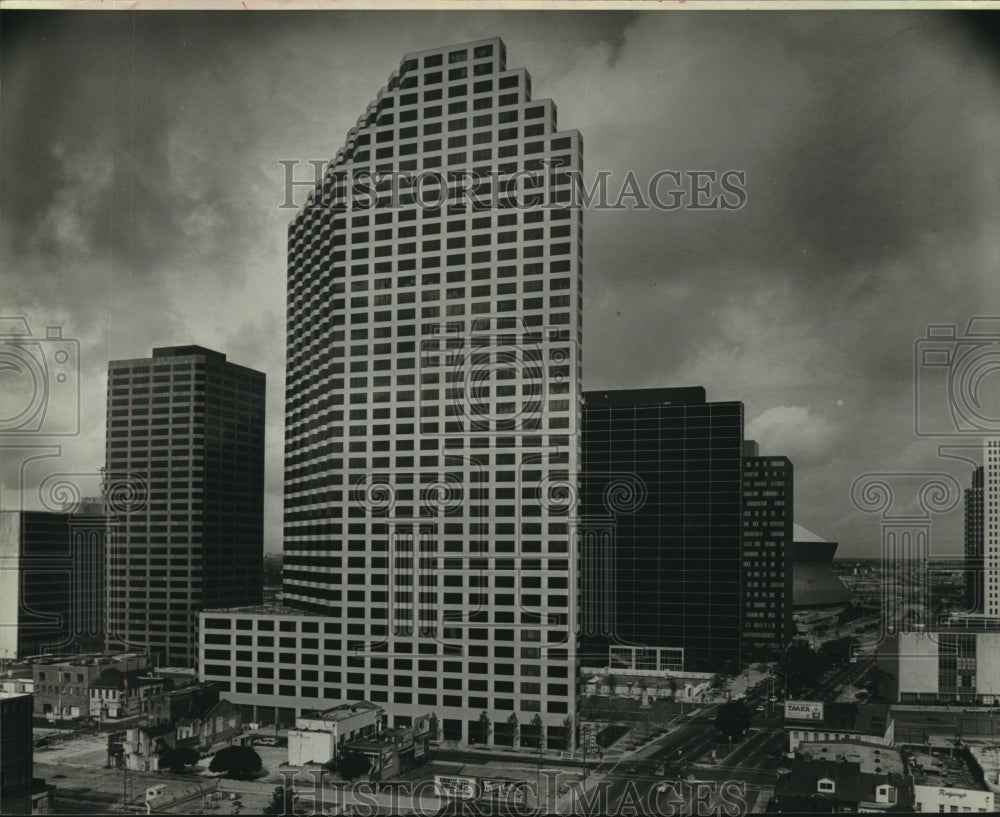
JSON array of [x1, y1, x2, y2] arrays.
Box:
[[654, 764, 665, 776], [624, 764, 638, 775], [756, 705, 765, 713], [253, 737, 279, 746]]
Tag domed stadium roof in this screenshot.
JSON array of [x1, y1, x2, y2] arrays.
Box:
[[792, 525, 851, 608]]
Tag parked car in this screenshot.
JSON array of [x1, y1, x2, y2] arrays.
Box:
[[253, 737, 279, 746], [624, 764, 638, 775]]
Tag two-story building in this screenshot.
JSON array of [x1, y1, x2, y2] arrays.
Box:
[[909, 745, 997, 813], [772, 741, 914, 812], [176, 698, 242, 751], [32, 653, 148, 720], [287, 701, 383, 766], [783, 700, 894, 752], [89, 668, 165, 719]]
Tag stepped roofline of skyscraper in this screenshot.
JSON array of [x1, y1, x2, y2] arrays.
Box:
[[583, 386, 707, 408], [399, 36, 507, 64]]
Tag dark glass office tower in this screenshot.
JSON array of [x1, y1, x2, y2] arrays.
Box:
[[741, 443, 794, 651], [0, 506, 105, 658], [105, 346, 265, 667], [582, 387, 744, 673]]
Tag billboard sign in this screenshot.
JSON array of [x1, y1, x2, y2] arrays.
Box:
[[784, 700, 824, 721], [481, 779, 527, 804], [435, 775, 477, 800], [396, 727, 414, 751]]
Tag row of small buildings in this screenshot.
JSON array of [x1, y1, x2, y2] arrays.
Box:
[[774, 701, 1000, 812]]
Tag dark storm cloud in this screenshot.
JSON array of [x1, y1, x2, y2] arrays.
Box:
[[1, 9, 996, 557]]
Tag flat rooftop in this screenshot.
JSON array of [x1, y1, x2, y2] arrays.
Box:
[[300, 702, 380, 722], [203, 604, 320, 618], [908, 749, 986, 791], [798, 741, 904, 776]]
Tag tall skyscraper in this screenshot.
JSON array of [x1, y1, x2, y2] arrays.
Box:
[[0, 503, 106, 659], [581, 387, 744, 673], [105, 346, 265, 667], [964, 465, 984, 613], [985, 440, 1000, 618], [741, 442, 794, 650], [280, 38, 582, 747]]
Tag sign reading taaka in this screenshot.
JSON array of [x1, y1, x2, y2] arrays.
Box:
[[784, 700, 824, 721]]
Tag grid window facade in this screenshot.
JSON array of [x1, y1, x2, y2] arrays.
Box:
[[105, 346, 266, 667], [742, 454, 793, 650], [985, 441, 1000, 617], [281, 38, 582, 746], [964, 466, 984, 613]]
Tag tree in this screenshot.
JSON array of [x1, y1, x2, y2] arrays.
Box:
[[333, 749, 371, 782], [530, 714, 545, 750], [714, 700, 752, 743], [473, 710, 491, 746], [667, 677, 679, 699], [506, 712, 519, 747], [157, 745, 200, 772], [263, 785, 294, 816], [818, 637, 859, 668], [778, 641, 823, 694], [209, 745, 262, 780], [428, 712, 439, 742]]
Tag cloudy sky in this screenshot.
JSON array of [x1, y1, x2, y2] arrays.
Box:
[[2, 9, 997, 558]]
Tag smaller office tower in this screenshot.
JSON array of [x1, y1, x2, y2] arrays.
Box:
[[0, 503, 106, 659], [985, 440, 1000, 618], [582, 387, 744, 673], [964, 466, 984, 614], [105, 346, 265, 667], [741, 442, 794, 651]]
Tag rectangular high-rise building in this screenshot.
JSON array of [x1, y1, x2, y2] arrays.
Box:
[[741, 444, 794, 650], [964, 465, 984, 613], [279, 38, 583, 749], [581, 387, 744, 673], [0, 505, 105, 659], [985, 440, 1000, 618], [105, 346, 265, 667]]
